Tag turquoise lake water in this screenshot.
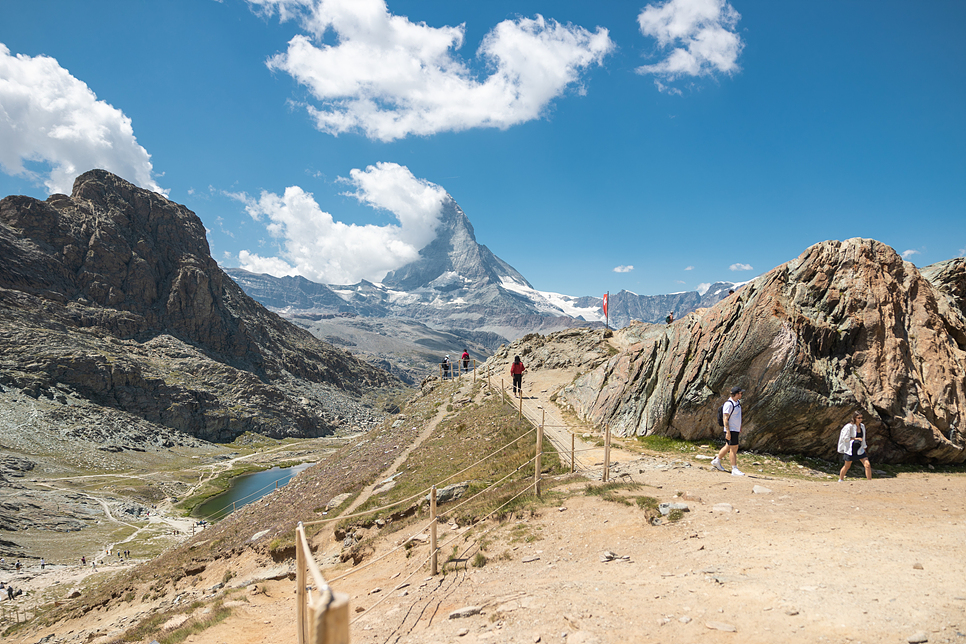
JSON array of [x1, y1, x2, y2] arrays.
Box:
[[193, 462, 314, 521]]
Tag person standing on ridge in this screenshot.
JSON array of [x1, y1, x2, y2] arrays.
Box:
[[712, 387, 745, 476], [837, 410, 873, 481], [510, 356, 526, 397], [441, 355, 451, 379], [461, 349, 471, 373]]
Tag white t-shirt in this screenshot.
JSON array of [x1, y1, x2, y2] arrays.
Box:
[[723, 398, 742, 432]]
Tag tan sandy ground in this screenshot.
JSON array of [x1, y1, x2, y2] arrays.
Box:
[[5, 367, 966, 644]]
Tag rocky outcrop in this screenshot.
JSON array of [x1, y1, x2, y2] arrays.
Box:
[[558, 239, 966, 464], [0, 170, 398, 442]]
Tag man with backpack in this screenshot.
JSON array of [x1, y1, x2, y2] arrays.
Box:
[[711, 387, 745, 476]]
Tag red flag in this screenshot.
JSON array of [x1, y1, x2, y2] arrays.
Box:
[[602, 293, 608, 317]]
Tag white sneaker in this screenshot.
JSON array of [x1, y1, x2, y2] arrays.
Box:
[[711, 457, 727, 472], [731, 468, 745, 477]]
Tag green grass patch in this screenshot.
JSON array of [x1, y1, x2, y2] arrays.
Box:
[[584, 481, 642, 506]]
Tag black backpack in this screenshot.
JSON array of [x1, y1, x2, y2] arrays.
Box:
[[716, 401, 730, 427]]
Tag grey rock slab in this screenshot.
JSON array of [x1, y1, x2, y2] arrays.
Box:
[[448, 606, 482, 619]]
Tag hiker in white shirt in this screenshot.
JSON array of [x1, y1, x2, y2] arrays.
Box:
[[712, 387, 745, 476], [838, 410, 872, 481]]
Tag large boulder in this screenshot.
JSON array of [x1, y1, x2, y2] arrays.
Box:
[[559, 239, 966, 464]]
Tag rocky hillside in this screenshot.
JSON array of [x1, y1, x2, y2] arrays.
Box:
[[0, 170, 398, 445], [545, 239, 966, 464]]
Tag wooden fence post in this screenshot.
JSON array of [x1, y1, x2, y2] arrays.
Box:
[[571, 432, 576, 473], [518, 392, 523, 419], [430, 486, 438, 576], [296, 521, 306, 644], [603, 424, 611, 482], [501, 379, 505, 405], [535, 417, 544, 497]]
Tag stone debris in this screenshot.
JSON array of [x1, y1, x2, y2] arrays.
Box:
[[752, 485, 772, 494], [449, 606, 482, 619], [658, 502, 689, 516], [706, 621, 737, 632], [712, 503, 734, 513], [426, 482, 469, 504], [522, 556, 541, 564], [599, 551, 631, 563], [907, 631, 929, 643]]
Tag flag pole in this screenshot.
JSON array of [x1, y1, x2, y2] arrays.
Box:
[[605, 291, 609, 332]]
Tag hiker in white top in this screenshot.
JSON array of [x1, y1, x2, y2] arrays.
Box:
[[838, 410, 872, 481], [711, 387, 745, 476]]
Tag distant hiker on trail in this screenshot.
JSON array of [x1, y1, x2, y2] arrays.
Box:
[[510, 356, 526, 397], [666, 311, 674, 324], [81, 556, 86, 566], [712, 387, 745, 476], [40, 558, 45, 570], [838, 410, 872, 481], [461, 349, 471, 373], [441, 355, 451, 379]]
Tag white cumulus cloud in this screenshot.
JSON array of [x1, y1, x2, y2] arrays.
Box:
[[684, 265, 694, 270], [696, 282, 711, 295], [249, 0, 614, 141], [613, 265, 634, 273], [636, 0, 743, 89], [901, 249, 920, 259], [729, 262, 753, 271], [0, 43, 162, 195], [234, 162, 448, 284]]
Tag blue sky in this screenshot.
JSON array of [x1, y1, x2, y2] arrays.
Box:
[[1, 0, 963, 297]]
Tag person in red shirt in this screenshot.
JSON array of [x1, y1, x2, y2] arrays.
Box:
[[510, 356, 526, 397], [461, 350, 470, 373]]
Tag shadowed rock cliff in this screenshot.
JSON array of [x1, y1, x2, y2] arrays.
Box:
[[559, 238, 966, 464], [0, 170, 398, 442]]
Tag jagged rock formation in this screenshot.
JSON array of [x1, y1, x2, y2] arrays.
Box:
[[557, 239, 966, 464], [0, 170, 397, 443]]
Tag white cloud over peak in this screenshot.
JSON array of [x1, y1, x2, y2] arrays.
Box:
[[729, 262, 753, 271], [696, 282, 711, 295], [636, 0, 743, 87], [249, 0, 614, 141], [234, 162, 448, 284], [0, 44, 162, 195], [684, 265, 694, 270], [613, 265, 634, 273], [901, 249, 920, 259]]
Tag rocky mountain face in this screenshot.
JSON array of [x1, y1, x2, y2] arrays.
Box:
[[0, 170, 397, 447], [225, 197, 734, 355], [548, 238, 966, 464]]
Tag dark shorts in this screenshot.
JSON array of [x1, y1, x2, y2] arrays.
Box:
[[724, 430, 740, 446], [844, 444, 868, 462]]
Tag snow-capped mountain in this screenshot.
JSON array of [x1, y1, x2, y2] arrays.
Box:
[[225, 194, 736, 340]]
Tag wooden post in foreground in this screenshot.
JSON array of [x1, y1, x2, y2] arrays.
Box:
[[603, 424, 611, 482], [430, 486, 438, 576], [571, 432, 576, 473], [534, 416, 544, 497], [296, 522, 307, 644], [501, 379, 505, 405], [518, 393, 523, 419]]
